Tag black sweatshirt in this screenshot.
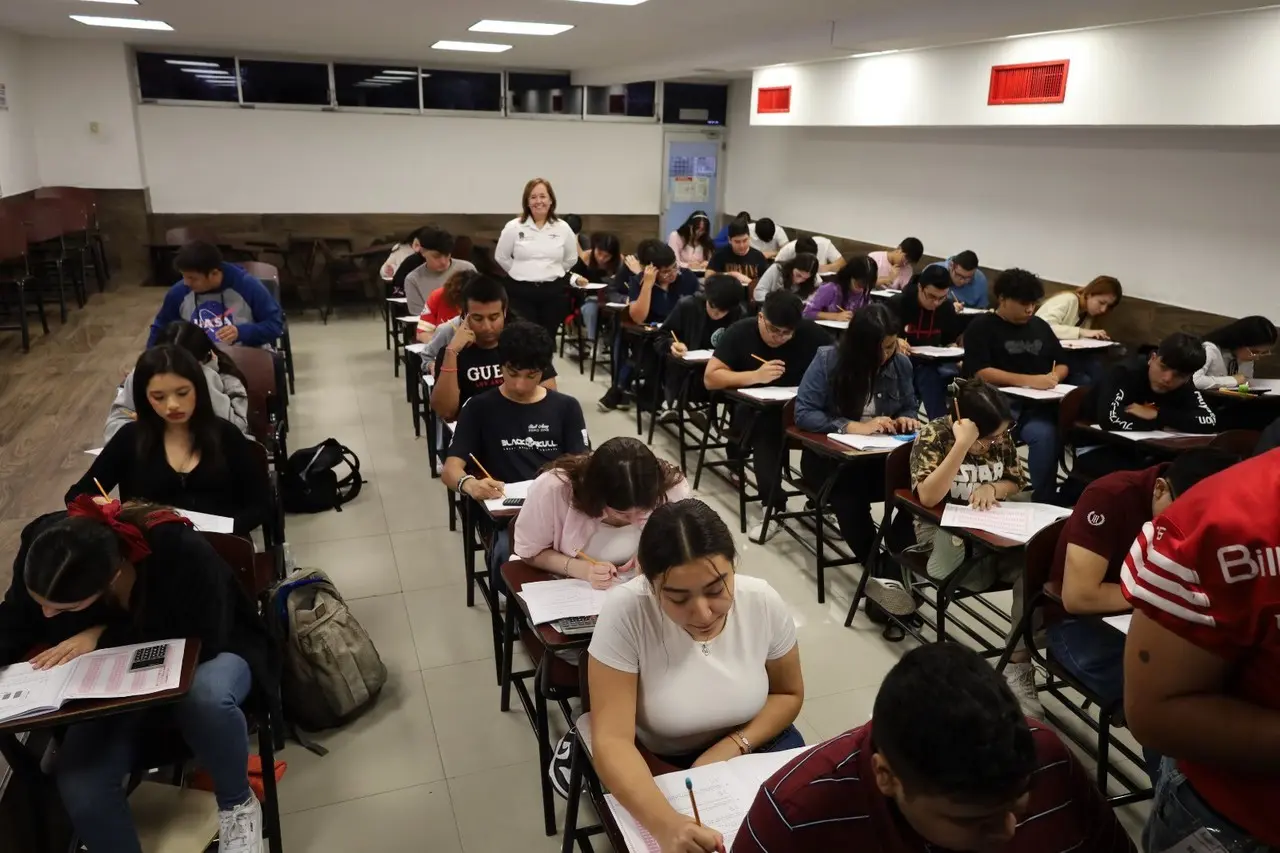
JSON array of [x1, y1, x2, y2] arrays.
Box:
[[0, 513, 272, 689], [65, 420, 271, 535], [1094, 356, 1218, 433], [885, 281, 960, 347], [656, 294, 744, 357]]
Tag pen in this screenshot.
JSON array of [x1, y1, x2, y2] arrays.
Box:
[[685, 777, 702, 826]]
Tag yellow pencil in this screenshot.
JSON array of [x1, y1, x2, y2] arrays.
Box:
[[469, 454, 494, 481], [670, 330, 682, 346], [93, 478, 111, 502], [750, 354, 769, 365], [685, 777, 702, 826]]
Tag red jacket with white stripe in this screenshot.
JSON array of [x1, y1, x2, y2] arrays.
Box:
[[1121, 448, 1280, 845]]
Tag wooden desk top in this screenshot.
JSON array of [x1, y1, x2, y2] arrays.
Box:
[[500, 561, 594, 652], [786, 426, 895, 459], [0, 639, 202, 734], [892, 489, 1023, 550]]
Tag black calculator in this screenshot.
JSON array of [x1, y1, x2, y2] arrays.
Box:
[[558, 615, 597, 635], [503, 497, 525, 507], [129, 644, 168, 672]]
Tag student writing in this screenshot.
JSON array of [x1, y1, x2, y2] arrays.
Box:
[[667, 211, 714, 271], [106, 320, 249, 444], [802, 254, 875, 321], [147, 242, 283, 349], [775, 234, 845, 274], [402, 226, 476, 317], [706, 220, 769, 290], [0, 499, 275, 853], [869, 237, 923, 291], [69, 346, 270, 535], [1192, 315, 1276, 390], [753, 252, 819, 305], [655, 276, 745, 415], [885, 264, 961, 421], [589, 499, 803, 853], [925, 250, 988, 309]]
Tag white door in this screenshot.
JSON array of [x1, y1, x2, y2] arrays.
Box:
[[661, 130, 725, 239]]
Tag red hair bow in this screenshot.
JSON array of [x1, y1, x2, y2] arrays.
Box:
[[66, 495, 191, 564]]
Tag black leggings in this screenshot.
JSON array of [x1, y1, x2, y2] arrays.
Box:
[[505, 277, 570, 340], [800, 449, 886, 563]]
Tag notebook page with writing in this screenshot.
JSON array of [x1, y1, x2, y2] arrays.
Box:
[[606, 763, 756, 853]]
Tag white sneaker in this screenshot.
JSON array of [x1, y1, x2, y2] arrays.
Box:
[[218, 796, 264, 853], [1004, 662, 1044, 719], [748, 521, 779, 543]]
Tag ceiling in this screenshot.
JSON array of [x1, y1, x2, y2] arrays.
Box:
[[0, 0, 1269, 85]]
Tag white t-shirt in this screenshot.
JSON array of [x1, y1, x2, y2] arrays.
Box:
[[584, 523, 642, 568], [749, 222, 789, 256], [588, 573, 797, 756], [776, 236, 842, 266]]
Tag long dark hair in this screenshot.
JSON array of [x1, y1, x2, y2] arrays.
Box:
[[24, 502, 179, 606], [832, 303, 897, 420], [588, 232, 622, 276], [131, 345, 225, 471], [542, 437, 685, 518], [779, 252, 820, 300], [951, 378, 1013, 438], [637, 499, 736, 585], [835, 255, 877, 305], [155, 320, 248, 388], [1205, 315, 1277, 353], [676, 211, 714, 258]]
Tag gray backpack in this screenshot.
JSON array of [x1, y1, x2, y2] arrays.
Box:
[[271, 569, 387, 732]]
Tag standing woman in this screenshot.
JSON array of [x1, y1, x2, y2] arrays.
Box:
[[667, 211, 714, 271], [495, 177, 578, 339], [589, 499, 803, 853], [803, 254, 875, 322], [68, 345, 271, 535], [0, 498, 275, 853]]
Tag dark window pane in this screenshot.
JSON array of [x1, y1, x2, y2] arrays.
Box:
[[136, 52, 239, 103], [508, 72, 583, 116], [335, 63, 419, 109], [238, 59, 330, 106], [663, 83, 728, 126], [421, 69, 502, 112], [586, 82, 655, 117]]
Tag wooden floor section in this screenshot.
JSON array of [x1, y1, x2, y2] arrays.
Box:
[[0, 279, 159, 588]]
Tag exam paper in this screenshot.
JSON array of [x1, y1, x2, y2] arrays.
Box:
[[482, 480, 533, 513], [1104, 429, 1207, 442], [175, 509, 235, 534], [940, 502, 1071, 543], [1060, 338, 1118, 350], [827, 433, 912, 451], [816, 319, 849, 331], [517, 578, 610, 625], [405, 342, 428, 355], [740, 386, 799, 402], [681, 349, 714, 362], [910, 346, 965, 358], [1104, 614, 1132, 635], [999, 383, 1078, 401]]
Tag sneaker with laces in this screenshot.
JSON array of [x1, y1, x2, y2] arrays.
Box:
[[1004, 662, 1044, 718], [218, 796, 264, 853], [547, 731, 574, 799], [597, 388, 623, 412], [864, 578, 918, 617]]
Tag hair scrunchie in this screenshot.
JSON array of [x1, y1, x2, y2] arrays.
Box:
[[66, 495, 191, 563]]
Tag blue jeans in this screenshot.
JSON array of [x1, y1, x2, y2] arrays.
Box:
[[655, 724, 806, 769], [913, 360, 960, 421], [581, 299, 600, 341], [1061, 350, 1105, 387], [487, 525, 512, 593], [1008, 401, 1059, 503], [56, 653, 253, 853], [1143, 758, 1273, 852]]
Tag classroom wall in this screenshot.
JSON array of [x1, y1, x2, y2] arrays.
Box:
[[136, 105, 664, 215], [722, 81, 1280, 318], [25, 38, 145, 190], [0, 29, 39, 197], [752, 8, 1280, 128]]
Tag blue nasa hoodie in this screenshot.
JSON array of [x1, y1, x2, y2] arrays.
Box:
[[147, 263, 284, 347]]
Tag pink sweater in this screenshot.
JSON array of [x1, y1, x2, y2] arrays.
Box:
[[870, 250, 913, 290], [513, 470, 693, 561]]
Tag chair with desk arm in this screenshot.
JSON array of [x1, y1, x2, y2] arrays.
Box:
[[0, 212, 47, 352], [237, 261, 295, 396], [12, 199, 75, 323], [690, 391, 758, 534], [992, 519, 1152, 806], [35, 187, 109, 290], [646, 352, 712, 475], [843, 444, 1017, 654]]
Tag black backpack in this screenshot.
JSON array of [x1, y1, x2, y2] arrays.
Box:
[[282, 439, 364, 513]]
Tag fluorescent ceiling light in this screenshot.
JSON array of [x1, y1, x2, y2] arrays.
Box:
[[849, 49, 900, 58], [470, 20, 573, 36], [184, 68, 229, 75], [79, 0, 139, 4], [431, 40, 512, 53], [166, 59, 221, 68], [563, 0, 649, 5], [371, 75, 410, 81], [70, 14, 173, 30], [381, 70, 417, 76], [355, 82, 392, 87]]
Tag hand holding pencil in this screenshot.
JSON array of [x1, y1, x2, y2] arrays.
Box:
[[750, 353, 786, 384], [464, 454, 504, 501], [575, 550, 619, 590], [655, 779, 726, 853]]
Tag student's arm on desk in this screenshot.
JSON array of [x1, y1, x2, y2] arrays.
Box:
[[441, 456, 503, 501], [1097, 370, 1141, 430], [1061, 545, 1129, 615], [704, 358, 782, 391], [1124, 611, 1280, 772], [430, 347, 464, 421], [1155, 386, 1217, 433], [819, 253, 846, 274], [588, 656, 726, 853], [975, 365, 1068, 389]]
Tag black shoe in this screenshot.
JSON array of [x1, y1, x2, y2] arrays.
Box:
[[547, 731, 574, 799], [615, 390, 634, 411], [597, 387, 623, 412]]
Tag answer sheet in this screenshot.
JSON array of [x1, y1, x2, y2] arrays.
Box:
[[739, 386, 799, 402], [1104, 429, 1207, 442], [827, 433, 912, 451], [482, 479, 533, 513], [517, 579, 610, 625], [816, 319, 849, 331], [176, 509, 235, 534], [999, 383, 1078, 401], [909, 346, 965, 358], [681, 349, 714, 362], [1060, 338, 1118, 350], [940, 502, 1071, 544]]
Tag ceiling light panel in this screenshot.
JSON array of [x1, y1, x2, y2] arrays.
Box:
[[70, 15, 173, 30], [563, 0, 649, 5], [469, 20, 574, 36], [431, 40, 512, 53]]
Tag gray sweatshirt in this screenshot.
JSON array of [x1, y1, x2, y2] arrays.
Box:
[[104, 362, 251, 443]]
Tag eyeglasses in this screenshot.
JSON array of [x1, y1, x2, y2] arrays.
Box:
[[971, 430, 1009, 452], [761, 319, 795, 340], [1246, 347, 1273, 358]]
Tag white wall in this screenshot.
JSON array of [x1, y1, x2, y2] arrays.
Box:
[[138, 106, 663, 215], [724, 82, 1280, 317], [26, 38, 144, 189], [0, 29, 39, 197], [752, 8, 1280, 128]]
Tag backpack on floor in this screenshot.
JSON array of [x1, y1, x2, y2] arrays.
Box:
[[271, 569, 387, 732], [282, 439, 363, 513]]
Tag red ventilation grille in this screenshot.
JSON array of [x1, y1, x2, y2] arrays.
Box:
[[988, 60, 1070, 105], [757, 86, 791, 114]]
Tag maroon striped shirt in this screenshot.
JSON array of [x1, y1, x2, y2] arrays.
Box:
[[732, 720, 1134, 853]]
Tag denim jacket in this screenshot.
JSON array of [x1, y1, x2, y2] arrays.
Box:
[[795, 346, 918, 434]]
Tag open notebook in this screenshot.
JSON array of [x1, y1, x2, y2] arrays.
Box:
[[606, 746, 810, 853], [0, 639, 185, 724]]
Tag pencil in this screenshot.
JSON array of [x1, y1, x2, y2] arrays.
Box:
[[93, 478, 111, 502], [469, 454, 494, 481], [685, 777, 702, 826], [576, 550, 605, 566], [670, 330, 681, 346], [750, 354, 769, 365], [953, 399, 962, 422]]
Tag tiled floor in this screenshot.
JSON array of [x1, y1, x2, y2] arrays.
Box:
[[275, 313, 1149, 852]]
